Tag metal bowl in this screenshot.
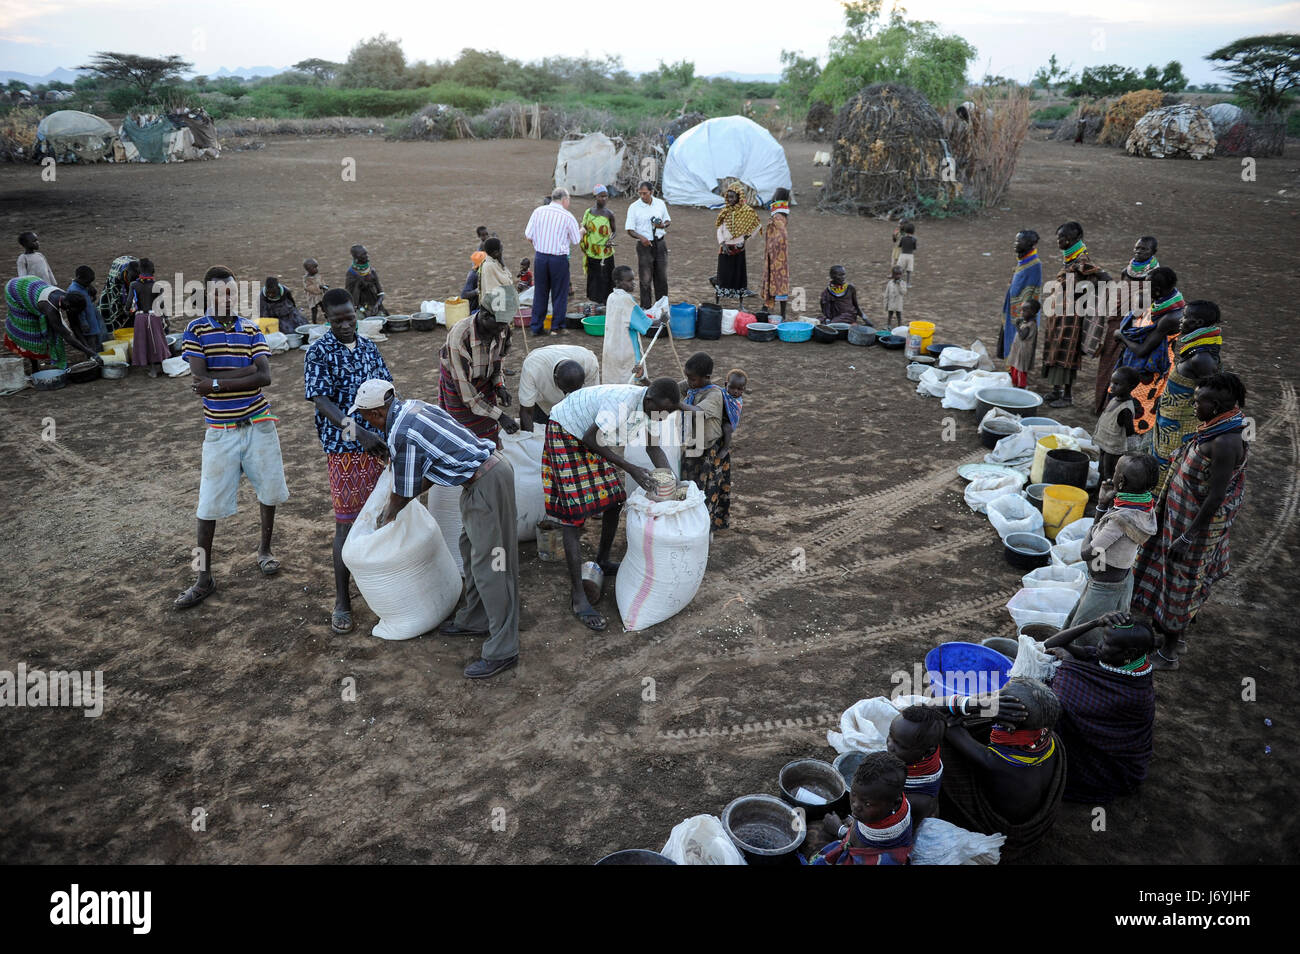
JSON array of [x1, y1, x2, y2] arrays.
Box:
[[32, 368, 68, 390], [721, 794, 805, 864], [878, 334, 906, 350], [1004, 531, 1051, 570], [975, 386, 1044, 420], [594, 849, 676, 865], [102, 362, 129, 380], [67, 360, 101, 384], [777, 758, 850, 822]]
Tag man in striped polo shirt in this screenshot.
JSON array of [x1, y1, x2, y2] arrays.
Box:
[[353, 380, 520, 679], [524, 188, 582, 337], [175, 266, 290, 609]]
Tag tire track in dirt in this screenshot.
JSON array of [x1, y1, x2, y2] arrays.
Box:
[[1232, 383, 1299, 584]]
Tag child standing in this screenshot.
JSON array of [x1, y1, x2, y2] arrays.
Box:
[[127, 257, 169, 377], [1095, 366, 1140, 482], [67, 265, 107, 353], [302, 258, 329, 322], [890, 219, 911, 267], [1006, 298, 1041, 389], [517, 258, 533, 292], [820, 265, 865, 323], [884, 266, 907, 325], [1062, 453, 1159, 647], [16, 232, 56, 285], [896, 222, 918, 287], [680, 352, 740, 531]]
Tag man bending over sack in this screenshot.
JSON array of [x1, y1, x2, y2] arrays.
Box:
[[352, 379, 520, 680], [937, 677, 1067, 861], [542, 378, 685, 632], [517, 344, 599, 432]]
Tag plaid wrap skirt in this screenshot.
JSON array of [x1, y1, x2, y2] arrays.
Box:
[[541, 420, 625, 526]]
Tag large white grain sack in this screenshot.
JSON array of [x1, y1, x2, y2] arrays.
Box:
[[426, 483, 465, 576], [622, 410, 683, 495], [501, 429, 545, 541], [1006, 585, 1080, 630], [342, 468, 461, 640], [1055, 517, 1094, 547], [826, 695, 926, 754], [987, 493, 1044, 540], [615, 482, 709, 631], [964, 475, 1024, 515], [1021, 564, 1087, 595]]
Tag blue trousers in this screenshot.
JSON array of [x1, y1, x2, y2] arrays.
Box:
[[530, 252, 570, 334]]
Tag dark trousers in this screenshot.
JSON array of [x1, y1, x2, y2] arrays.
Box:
[[530, 252, 570, 334], [636, 239, 669, 309]]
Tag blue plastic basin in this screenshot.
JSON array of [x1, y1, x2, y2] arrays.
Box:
[[924, 641, 1013, 697]]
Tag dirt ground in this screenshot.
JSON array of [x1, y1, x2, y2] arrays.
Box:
[[1, 134, 1296, 864]]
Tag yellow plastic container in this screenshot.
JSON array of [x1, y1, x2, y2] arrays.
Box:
[[256, 317, 280, 337], [445, 297, 470, 328], [908, 320, 935, 349], [1042, 484, 1089, 540], [1031, 435, 1066, 484], [112, 328, 134, 340]]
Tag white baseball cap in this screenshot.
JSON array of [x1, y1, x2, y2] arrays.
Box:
[[347, 379, 395, 415]]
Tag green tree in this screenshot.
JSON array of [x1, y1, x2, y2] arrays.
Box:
[[812, 12, 976, 108], [76, 52, 193, 99], [777, 50, 822, 113], [1032, 54, 1071, 90], [293, 58, 343, 84], [1065, 64, 1140, 97], [339, 34, 406, 89], [1158, 60, 1188, 93], [1206, 34, 1300, 117], [842, 0, 885, 40]]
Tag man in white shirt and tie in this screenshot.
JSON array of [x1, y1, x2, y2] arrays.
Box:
[[625, 181, 671, 309], [524, 188, 583, 337]]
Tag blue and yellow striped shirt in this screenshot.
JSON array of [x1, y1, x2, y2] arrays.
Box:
[[182, 315, 274, 427]]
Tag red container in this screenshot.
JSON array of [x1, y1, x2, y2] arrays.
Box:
[[734, 312, 757, 337]]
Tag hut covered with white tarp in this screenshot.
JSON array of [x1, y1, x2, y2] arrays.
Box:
[[662, 115, 791, 207], [35, 110, 118, 162]]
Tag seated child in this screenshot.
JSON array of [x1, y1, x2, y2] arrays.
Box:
[[819, 265, 865, 324], [887, 705, 945, 821], [1063, 453, 1159, 647], [884, 266, 907, 325], [1006, 298, 1041, 389], [517, 258, 533, 292], [679, 352, 740, 531], [345, 244, 385, 315], [1095, 366, 1140, 482], [811, 752, 915, 865], [260, 275, 305, 332], [302, 258, 329, 322]]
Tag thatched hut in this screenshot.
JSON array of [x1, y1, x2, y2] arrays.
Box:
[[819, 84, 955, 217], [804, 101, 834, 139], [1049, 102, 1105, 143], [1098, 90, 1166, 146], [1126, 104, 1216, 160]]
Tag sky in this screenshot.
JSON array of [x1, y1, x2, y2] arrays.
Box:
[[2, 0, 1299, 85]]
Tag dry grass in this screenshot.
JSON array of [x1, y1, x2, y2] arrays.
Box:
[[214, 116, 389, 138], [944, 86, 1031, 210], [1098, 89, 1166, 146], [0, 106, 41, 161]]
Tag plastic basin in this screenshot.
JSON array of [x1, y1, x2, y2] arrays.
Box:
[[924, 641, 1013, 696], [581, 315, 605, 337]]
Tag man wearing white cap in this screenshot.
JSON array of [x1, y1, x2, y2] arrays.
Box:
[[351, 380, 520, 679], [438, 283, 520, 448]]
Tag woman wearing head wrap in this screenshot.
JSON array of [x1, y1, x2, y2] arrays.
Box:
[[98, 254, 138, 331], [478, 238, 513, 301], [461, 250, 488, 312], [760, 188, 791, 319], [711, 185, 760, 301], [580, 185, 616, 305]]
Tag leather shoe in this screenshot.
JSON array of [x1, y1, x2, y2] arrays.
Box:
[[440, 622, 488, 637], [465, 655, 518, 679]]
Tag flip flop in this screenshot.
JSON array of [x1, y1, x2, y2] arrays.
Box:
[[331, 609, 354, 634], [257, 554, 281, 576], [175, 579, 216, 610], [573, 605, 606, 632]]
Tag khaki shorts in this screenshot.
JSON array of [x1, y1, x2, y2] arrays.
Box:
[[896, 253, 915, 272], [196, 420, 290, 520]]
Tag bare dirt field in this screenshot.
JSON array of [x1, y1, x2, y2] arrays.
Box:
[[1, 135, 1296, 864]]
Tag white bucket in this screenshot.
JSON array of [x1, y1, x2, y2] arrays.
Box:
[[0, 355, 26, 393]]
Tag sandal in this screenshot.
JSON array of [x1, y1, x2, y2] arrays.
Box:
[[573, 604, 607, 632], [175, 578, 216, 610], [257, 554, 281, 576], [1151, 648, 1181, 671], [331, 609, 354, 634]]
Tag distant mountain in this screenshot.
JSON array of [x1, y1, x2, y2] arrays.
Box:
[[0, 67, 82, 87], [708, 71, 781, 83], [209, 66, 287, 79]]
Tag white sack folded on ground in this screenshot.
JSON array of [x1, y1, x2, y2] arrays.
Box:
[[827, 695, 927, 754], [615, 482, 710, 631], [942, 370, 1012, 410], [343, 468, 461, 640], [419, 300, 447, 322], [1022, 564, 1087, 594], [162, 356, 191, 376], [661, 814, 747, 865], [264, 331, 290, 353], [917, 366, 967, 398], [1009, 635, 1062, 682], [939, 347, 981, 369], [911, 817, 1005, 865], [964, 473, 1026, 514]]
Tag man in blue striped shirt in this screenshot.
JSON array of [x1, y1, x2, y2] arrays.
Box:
[[352, 380, 520, 679], [176, 266, 290, 610]]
